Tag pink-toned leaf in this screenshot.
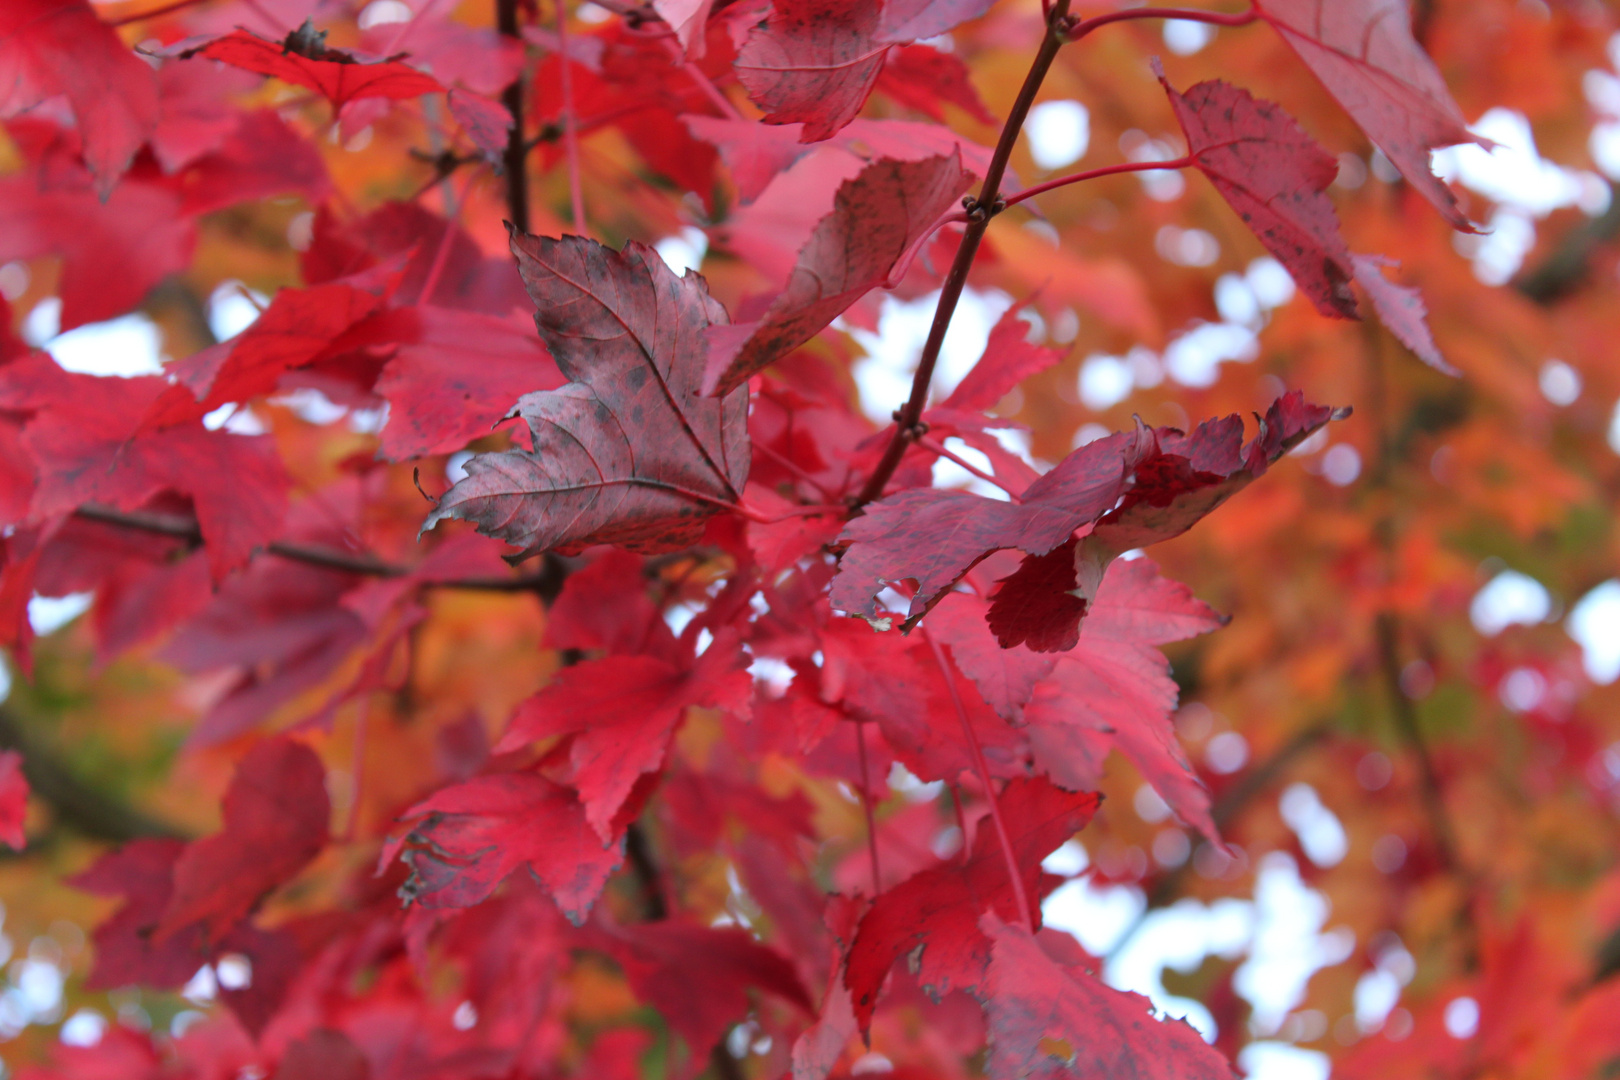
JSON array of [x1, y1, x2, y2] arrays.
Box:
[[1157, 65, 1357, 319], [685, 115, 993, 205], [1023, 558, 1226, 843], [423, 232, 750, 559], [834, 394, 1342, 647], [653, 0, 716, 56], [372, 307, 563, 460], [0, 0, 159, 196], [704, 153, 973, 396], [447, 87, 513, 157], [0, 750, 27, 850], [1255, 0, 1484, 230], [735, 0, 889, 143], [877, 0, 997, 44], [1353, 254, 1458, 375], [845, 777, 1100, 1032], [981, 914, 1232, 1079], [392, 770, 622, 923], [158, 737, 330, 944]]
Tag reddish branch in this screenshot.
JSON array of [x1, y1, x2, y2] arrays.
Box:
[[853, 0, 1076, 507]]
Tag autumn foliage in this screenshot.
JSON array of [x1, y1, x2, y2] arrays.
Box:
[[2, 0, 1619, 1078]]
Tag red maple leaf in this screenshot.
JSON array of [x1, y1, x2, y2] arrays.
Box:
[[157, 737, 330, 944], [181, 23, 444, 116], [704, 153, 973, 396], [937, 301, 1066, 414], [1255, 0, 1486, 231], [734, 0, 890, 143], [0, 0, 159, 196], [1157, 64, 1358, 320], [390, 770, 624, 922], [845, 777, 1101, 1031], [876, 44, 997, 126], [0, 750, 27, 850], [497, 634, 753, 843], [981, 914, 1232, 1079], [423, 231, 750, 559], [592, 920, 814, 1064], [877, 0, 999, 43], [0, 356, 290, 578]]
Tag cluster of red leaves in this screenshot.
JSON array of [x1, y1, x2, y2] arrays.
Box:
[[0, 0, 1490, 1077]]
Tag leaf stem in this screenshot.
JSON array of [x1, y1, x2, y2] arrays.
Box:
[[923, 628, 1034, 934], [855, 719, 882, 895], [497, 0, 531, 231], [1001, 156, 1194, 210], [914, 435, 1023, 501], [853, 0, 1074, 508], [1064, 3, 1258, 39], [557, 1, 588, 233]]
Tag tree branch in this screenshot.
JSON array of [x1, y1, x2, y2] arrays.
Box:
[[0, 707, 186, 844], [497, 0, 531, 232], [71, 503, 567, 599], [852, 0, 1075, 508]]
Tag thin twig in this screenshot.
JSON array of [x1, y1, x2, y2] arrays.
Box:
[[853, 0, 1075, 508], [923, 629, 1033, 933], [1064, 2, 1258, 38], [915, 435, 1022, 501], [855, 719, 883, 895], [556, 1, 588, 232]]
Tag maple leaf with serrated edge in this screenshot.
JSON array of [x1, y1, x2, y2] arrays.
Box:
[[1015, 557, 1227, 843], [0, 0, 158, 198], [845, 778, 1100, 1032], [388, 771, 624, 923], [495, 633, 752, 843], [1255, 0, 1486, 232], [1353, 254, 1458, 376], [980, 914, 1232, 1079], [877, 45, 997, 126], [704, 153, 973, 397], [156, 738, 329, 945], [179, 25, 443, 116], [423, 230, 750, 559], [1157, 63, 1358, 320], [938, 301, 1067, 414], [735, 0, 890, 143], [831, 392, 1344, 649]]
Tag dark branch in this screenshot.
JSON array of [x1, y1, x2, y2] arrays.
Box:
[[497, 0, 530, 231], [0, 707, 186, 844], [72, 503, 566, 599]]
